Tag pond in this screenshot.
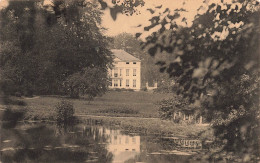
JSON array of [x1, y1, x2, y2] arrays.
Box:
[[0, 119, 206, 163]]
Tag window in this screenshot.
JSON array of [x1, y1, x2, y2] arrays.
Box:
[[133, 69, 136, 76], [114, 79, 118, 87], [125, 137, 129, 144], [114, 68, 118, 77], [120, 80, 122, 87], [132, 137, 136, 144], [126, 69, 129, 76], [133, 79, 136, 87], [133, 62, 136, 64], [126, 79, 129, 87], [126, 62, 129, 64]]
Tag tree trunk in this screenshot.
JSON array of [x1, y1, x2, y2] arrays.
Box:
[[199, 116, 203, 124]]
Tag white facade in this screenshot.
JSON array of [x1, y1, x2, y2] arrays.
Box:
[[108, 49, 141, 90], [97, 127, 140, 163]]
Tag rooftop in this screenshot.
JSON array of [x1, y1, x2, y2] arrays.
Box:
[[111, 49, 141, 62]]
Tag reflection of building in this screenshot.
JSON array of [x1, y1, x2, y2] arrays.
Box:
[[108, 49, 141, 90], [99, 128, 140, 163]]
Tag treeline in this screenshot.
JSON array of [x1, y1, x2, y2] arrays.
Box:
[[0, 0, 112, 97]]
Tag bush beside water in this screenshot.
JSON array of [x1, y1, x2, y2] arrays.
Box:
[[55, 100, 75, 124]]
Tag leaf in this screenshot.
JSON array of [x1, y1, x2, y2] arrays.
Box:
[[160, 67, 166, 72], [98, 0, 107, 10], [174, 8, 186, 12], [147, 8, 155, 14], [167, 13, 180, 20], [163, 8, 169, 13], [164, 47, 173, 53], [155, 5, 162, 9], [144, 23, 157, 31], [148, 46, 157, 56], [135, 33, 142, 38], [156, 61, 166, 66], [110, 6, 123, 21], [110, 8, 117, 20]]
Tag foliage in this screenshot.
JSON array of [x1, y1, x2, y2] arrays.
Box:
[[141, 87, 147, 91], [104, 0, 259, 160], [132, 0, 259, 161], [1, 107, 26, 128], [82, 116, 211, 138], [1, 122, 113, 162], [0, 0, 112, 96], [1, 96, 27, 106], [158, 96, 193, 120], [98, 0, 145, 20], [2, 107, 25, 121], [19, 92, 173, 120], [154, 79, 177, 93], [64, 67, 108, 99], [54, 100, 74, 124]]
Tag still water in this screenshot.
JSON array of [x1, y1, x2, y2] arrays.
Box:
[[1, 120, 203, 163]]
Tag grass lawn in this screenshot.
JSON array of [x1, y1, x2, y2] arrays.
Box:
[[0, 91, 213, 139], [10, 91, 173, 119]]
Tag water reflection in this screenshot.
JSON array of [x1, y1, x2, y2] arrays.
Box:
[[1, 123, 113, 162], [98, 128, 140, 163], [1, 111, 202, 163]]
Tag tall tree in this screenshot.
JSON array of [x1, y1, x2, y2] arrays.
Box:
[[0, 0, 112, 96], [136, 0, 259, 161]]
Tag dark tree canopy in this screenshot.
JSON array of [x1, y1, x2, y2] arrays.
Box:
[[139, 1, 259, 161], [0, 0, 112, 97]]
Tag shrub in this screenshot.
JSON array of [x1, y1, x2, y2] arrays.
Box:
[[2, 97, 27, 106], [114, 88, 122, 92], [158, 96, 194, 122], [0, 79, 17, 95], [15, 92, 22, 97], [63, 67, 108, 99], [54, 100, 74, 124], [2, 107, 26, 128], [141, 87, 148, 91]]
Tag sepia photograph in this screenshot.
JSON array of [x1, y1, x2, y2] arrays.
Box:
[[0, 0, 259, 162]]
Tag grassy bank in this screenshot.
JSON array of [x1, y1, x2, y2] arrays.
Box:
[[0, 91, 213, 139], [79, 115, 213, 139], [1, 91, 173, 119]]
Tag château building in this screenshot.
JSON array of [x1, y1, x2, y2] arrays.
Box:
[[108, 49, 141, 90]]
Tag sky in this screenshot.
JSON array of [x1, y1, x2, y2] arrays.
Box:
[[0, 0, 236, 38], [0, 0, 8, 10], [0, 0, 205, 37], [101, 0, 205, 36]]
